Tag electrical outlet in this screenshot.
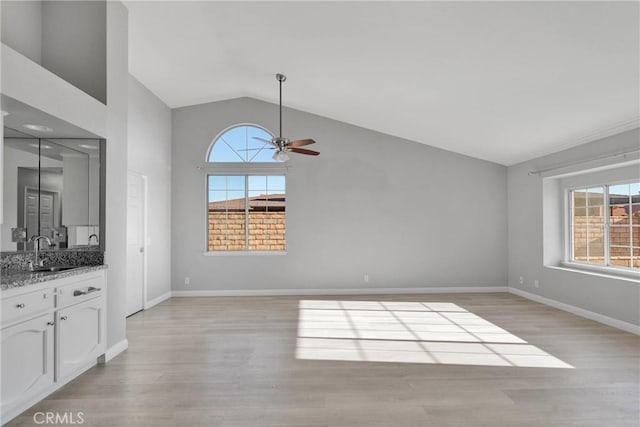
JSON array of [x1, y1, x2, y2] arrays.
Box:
[[534, 279, 539, 288], [519, 276, 524, 285], [364, 274, 369, 283], [184, 277, 190, 285]]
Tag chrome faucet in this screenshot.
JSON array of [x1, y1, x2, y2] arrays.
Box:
[[88, 234, 99, 246], [29, 235, 52, 270]]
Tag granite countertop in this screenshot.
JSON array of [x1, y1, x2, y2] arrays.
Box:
[[1, 265, 107, 291]]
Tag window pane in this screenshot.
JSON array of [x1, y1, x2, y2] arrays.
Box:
[[633, 247, 640, 269], [587, 226, 605, 265], [248, 191, 269, 250], [248, 175, 267, 191], [572, 192, 587, 262], [631, 184, 640, 203], [208, 125, 277, 163], [573, 190, 586, 208], [632, 204, 640, 225], [248, 176, 285, 251], [572, 183, 639, 269], [610, 246, 632, 268], [225, 210, 246, 251], [207, 176, 246, 251], [209, 140, 244, 162], [209, 176, 227, 190], [586, 187, 604, 206], [248, 190, 265, 199], [207, 172, 285, 252], [209, 190, 227, 205], [610, 226, 631, 246], [610, 183, 630, 198], [573, 206, 586, 217], [267, 175, 286, 192], [610, 204, 630, 225], [226, 176, 245, 191]]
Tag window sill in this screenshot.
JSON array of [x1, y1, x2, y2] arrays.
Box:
[[547, 262, 640, 282], [203, 251, 287, 257]]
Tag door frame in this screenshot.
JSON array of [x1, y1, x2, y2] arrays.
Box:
[[127, 170, 148, 313]]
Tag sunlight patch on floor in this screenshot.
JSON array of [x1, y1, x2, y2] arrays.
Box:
[[295, 300, 573, 369]]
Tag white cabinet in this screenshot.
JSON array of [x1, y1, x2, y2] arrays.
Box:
[[1, 313, 55, 416], [0, 269, 106, 424], [56, 296, 105, 381]]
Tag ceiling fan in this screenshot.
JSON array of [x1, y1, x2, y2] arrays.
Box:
[[252, 74, 320, 161]]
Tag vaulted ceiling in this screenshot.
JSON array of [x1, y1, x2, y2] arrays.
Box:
[[125, 1, 639, 166]]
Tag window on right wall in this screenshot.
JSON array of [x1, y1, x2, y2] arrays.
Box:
[[570, 181, 640, 270]]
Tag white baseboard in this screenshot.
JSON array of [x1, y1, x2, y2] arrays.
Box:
[[104, 339, 129, 362], [509, 288, 640, 335], [171, 286, 508, 297], [145, 291, 172, 309]]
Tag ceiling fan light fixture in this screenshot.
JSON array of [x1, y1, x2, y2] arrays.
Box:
[[273, 150, 290, 162]]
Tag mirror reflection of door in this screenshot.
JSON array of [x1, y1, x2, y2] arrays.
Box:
[[38, 191, 55, 238], [24, 189, 56, 250]]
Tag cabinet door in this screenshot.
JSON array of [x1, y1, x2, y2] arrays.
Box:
[[1, 314, 55, 413], [56, 297, 105, 381]]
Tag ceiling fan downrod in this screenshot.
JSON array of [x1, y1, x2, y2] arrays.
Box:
[[276, 73, 286, 139]]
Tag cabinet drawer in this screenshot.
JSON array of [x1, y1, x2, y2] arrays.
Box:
[[56, 275, 104, 308], [2, 289, 55, 326]]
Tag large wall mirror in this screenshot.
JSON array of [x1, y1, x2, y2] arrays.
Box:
[[1, 127, 104, 252]]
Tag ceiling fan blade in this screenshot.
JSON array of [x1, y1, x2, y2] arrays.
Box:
[[252, 136, 277, 146], [287, 138, 316, 148], [289, 147, 320, 156]]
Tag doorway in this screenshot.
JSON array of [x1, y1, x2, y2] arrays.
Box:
[[126, 171, 147, 317]]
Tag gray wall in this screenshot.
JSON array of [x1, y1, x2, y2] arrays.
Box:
[[1, 0, 107, 103], [172, 97, 507, 293], [128, 75, 172, 301], [1, 0, 42, 64], [508, 128, 640, 326], [41, 1, 107, 103], [104, 1, 128, 349]]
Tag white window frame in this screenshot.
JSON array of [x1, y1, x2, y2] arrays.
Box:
[[563, 179, 639, 276], [203, 166, 288, 255], [203, 124, 289, 255]]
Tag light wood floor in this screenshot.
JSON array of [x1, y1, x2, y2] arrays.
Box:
[[7, 293, 640, 426]]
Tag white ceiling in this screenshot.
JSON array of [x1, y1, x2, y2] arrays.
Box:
[[126, 1, 639, 166]]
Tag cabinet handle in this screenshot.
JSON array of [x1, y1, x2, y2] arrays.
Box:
[[60, 316, 68, 321], [47, 321, 55, 326], [15, 303, 25, 308]]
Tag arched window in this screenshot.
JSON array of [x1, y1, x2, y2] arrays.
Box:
[[205, 124, 286, 253], [207, 124, 277, 163]]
